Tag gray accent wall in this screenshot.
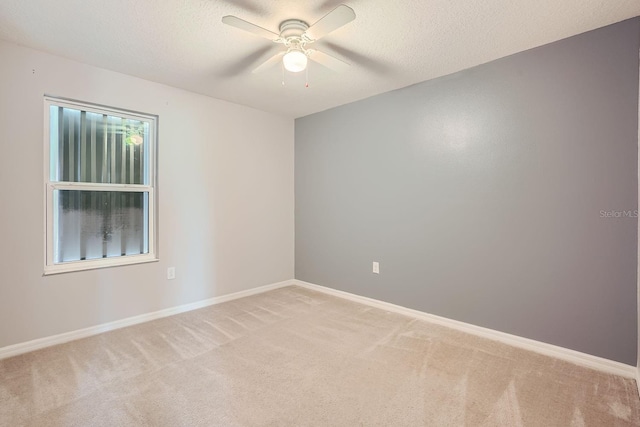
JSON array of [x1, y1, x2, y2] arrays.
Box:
[[295, 18, 640, 365]]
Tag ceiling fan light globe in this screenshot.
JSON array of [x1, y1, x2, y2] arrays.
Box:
[[283, 50, 308, 72]]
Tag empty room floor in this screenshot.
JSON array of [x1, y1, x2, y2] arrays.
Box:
[[1, 285, 639, 426]]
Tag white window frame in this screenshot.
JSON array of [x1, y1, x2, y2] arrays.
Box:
[[44, 97, 158, 274]]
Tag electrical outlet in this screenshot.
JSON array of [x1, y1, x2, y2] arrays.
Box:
[[167, 267, 176, 280], [373, 262, 379, 274]]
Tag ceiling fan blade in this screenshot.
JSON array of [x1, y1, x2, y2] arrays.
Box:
[[222, 15, 279, 40], [304, 5, 355, 41], [252, 52, 284, 73], [307, 49, 350, 72]]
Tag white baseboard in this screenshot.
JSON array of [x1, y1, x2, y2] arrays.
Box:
[[3, 278, 635, 381], [0, 279, 295, 360], [294, 280, 637, 379]]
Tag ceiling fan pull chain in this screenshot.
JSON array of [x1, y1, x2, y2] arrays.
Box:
[[305, 64, 309, 88], [282, 62, 285, 86]]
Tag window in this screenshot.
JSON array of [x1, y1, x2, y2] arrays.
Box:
[[44, 97, 157, 274]]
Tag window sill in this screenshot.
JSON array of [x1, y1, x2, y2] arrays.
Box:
[[43, 254, 159, 275]]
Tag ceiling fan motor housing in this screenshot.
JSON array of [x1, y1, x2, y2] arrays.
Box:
[[279, 20, 309, 40]]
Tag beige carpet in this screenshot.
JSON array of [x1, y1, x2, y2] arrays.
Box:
[[1, 285, 639, 426]]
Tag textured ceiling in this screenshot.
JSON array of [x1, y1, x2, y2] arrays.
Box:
[[0, 1, 638, 118]]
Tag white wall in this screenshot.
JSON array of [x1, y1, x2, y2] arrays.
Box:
[[0, 40, 294, 348]]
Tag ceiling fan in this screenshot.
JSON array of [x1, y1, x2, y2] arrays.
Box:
[[221, 4, 356, 74]]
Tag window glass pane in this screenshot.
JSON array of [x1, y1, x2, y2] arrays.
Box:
[[46, 98, 156, 273], [50, 106, 149, 185], [53, 190, 149, 263]]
